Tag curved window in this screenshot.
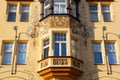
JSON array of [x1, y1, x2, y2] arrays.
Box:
[[53, 0, 67, 14], [44, 0, 50, 16]]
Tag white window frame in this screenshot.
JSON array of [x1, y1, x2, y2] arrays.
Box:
[[43, 39, 49, 58], [44, 0, 50, 17], [92, 42, 103, 64], [54, 0, 67, 14], [54, 41, 66, 56], [20, 4, 29, 22], [2, 43, 13, 64], [89, 5, 98, 22], [105, 42, 118, 64], [17, 43, 27, 64], [7, 4, 17, 21], [54, 33, 66, 56], [102, 4, 112, 22]]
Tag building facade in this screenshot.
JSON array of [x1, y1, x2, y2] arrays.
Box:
[[0, 0, 120, 80]]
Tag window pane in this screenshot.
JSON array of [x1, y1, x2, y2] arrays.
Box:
[[21, 5, 29, 22], [44, 47, 49, 58], [44, 8, 50, 16], [7, 5, 16, 22], [102, 5, 110, 12], [7, 12, 16, 21], [93, 43, 103, 64], [94, 52, 103, 64], [62, 43, 66, 56], [53, 0, 66, 14], [103, 13, 111, 22], [2, 43, 13, 64], [17, 52, 26, 64], [60, 5, 66, 13], [18, 43, 27, 50], [89, 5, 98, 22], [17, 43, 27, 64], [2, 52, 12, 64], [108, 52, 117, 64], [54, 43, 59, 56], [90, 12, 98, 21], [106, 43, 115, 50], [21, 12, 29, 22], [92, 43, 101, 51], [4, 43, 12, 50], [90, 5, 97, 11], [102, 5, 111, 22], [54, 4, 59, 13]]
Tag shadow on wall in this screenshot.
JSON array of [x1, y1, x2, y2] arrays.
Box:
[[0, 70, 34, 80]]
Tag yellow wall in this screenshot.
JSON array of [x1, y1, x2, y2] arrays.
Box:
[[0, 0, 120, 80]]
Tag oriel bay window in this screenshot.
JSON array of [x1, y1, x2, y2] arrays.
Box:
[[40, 0, 80, 18], [54, 0, 67, 14], [54, 33, 66, 56]]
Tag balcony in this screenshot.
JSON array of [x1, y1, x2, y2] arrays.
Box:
[[37, 56, 83, 80]]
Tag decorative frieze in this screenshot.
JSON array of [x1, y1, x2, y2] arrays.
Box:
[[52, 16, 69, 27], [41, 59, 48, 68], [53, 58, 68, 65]]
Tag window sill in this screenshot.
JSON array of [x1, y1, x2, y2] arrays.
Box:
[[94, 63, 105, 65]]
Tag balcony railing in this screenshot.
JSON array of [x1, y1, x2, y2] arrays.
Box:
[[38, 56, 83, 71]]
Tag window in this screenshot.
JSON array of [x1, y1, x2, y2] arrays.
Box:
[[71, 1, 76, 17], [2, 43, 13, 64], [42, 39, 49, 59], [71, 40, 77, 58], [20, 5, 29, 22], [44, 0, 50, 17], [54, 0, 67, 14], [17, 43, 27, 64], [102, 5, 112, 22], [7, 5, 17, 22], [92, 43, 103, 64], [89, 5, 98, 21], [106, 42, 117, 64], [54, 33, 66, 56]]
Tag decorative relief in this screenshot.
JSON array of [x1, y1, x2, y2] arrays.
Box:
[[52, 16, 69, 27], [72, 60, 80, 68], [41, 60, 48, 68], [70, 18, 81, 36], [53, 58, 68, 65], [39, 20, 50, 36]]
